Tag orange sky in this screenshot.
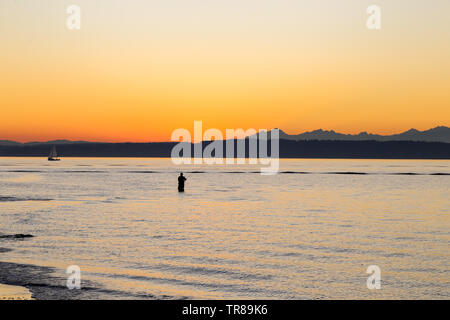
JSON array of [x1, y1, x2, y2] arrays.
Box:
[[1, 0, 449, 142]]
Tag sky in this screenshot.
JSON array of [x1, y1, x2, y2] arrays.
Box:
[[1, 0, 450, 142]]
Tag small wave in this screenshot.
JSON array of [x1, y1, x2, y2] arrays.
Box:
[[280, 171, 311, 174], [60, 170, 106, 173], [0, 196, 52, 202], [280, 171, 368, 175], [102, 271, 265, 294], [278, 171, 449, 176], [0, 234, 34, 239], [382, 252, 411, 258], [155, 263, 273, 282], [220, 171, 246, 174], [392, 172, 421, 175], [5, 170, 42, 173], [26, 282, 157, 299], [127, 171, 158, 173], [326, 172, 368, 175]]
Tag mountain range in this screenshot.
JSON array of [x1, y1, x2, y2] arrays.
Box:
[[0, 139, 90, 146], [277, 126, 450, 143]]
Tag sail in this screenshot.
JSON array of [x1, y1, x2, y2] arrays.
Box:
[[49, 146, 57, 158]]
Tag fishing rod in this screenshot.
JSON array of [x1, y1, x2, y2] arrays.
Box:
[[178, 171, 191, 180]]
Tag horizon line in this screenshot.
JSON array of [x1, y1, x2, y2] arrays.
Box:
[[1, 125, 448, 144]]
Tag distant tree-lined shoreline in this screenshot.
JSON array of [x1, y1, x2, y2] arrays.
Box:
[[0, 139, 448, 159]]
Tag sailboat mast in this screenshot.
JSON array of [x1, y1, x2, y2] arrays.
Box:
[[48, 145, 57, 159]]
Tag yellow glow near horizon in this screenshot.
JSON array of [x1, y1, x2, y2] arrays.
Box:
[[1, 0, 449, 142]]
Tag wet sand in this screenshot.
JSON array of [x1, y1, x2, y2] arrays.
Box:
[[0, 241, 91, 299], [0, 260, 70, 300], [0, 283, 33, 300], [0, 232, 90, 300], [0, 259, 149, 300], [0, 240, 153, 300]]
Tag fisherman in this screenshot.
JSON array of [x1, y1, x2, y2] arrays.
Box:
[[178, 173, 187, 192]]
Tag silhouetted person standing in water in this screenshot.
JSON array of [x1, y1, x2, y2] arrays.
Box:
[[178, 173, 187, 192]]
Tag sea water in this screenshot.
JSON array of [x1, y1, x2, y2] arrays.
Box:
[[0, 158, 448, 299]]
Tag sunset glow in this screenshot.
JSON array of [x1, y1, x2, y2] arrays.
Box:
[[1, 0, 450, 142]]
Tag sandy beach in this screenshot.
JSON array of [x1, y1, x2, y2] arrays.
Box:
[[0, 283, 33, 300]]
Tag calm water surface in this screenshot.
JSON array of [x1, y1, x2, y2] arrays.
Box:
[[0, 158, 449, 299]]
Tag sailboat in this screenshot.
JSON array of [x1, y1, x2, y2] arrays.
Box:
[[48, 145, 60, 161]]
